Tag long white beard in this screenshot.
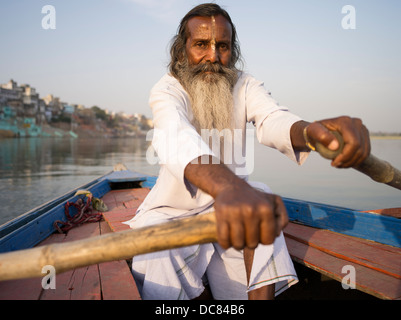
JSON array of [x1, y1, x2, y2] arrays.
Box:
[[177, 61, 238, 163], [187, 73, 234, 133], [177, 60, 237, 131]]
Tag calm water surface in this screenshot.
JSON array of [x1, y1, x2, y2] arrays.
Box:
[[1, 136, 400, 226]]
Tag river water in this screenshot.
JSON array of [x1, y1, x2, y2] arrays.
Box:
[[1, 136, 400, 226]]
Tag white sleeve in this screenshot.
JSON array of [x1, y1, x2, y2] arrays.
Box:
[[245, 76, 309, 164], [149, 79, 217, 193]]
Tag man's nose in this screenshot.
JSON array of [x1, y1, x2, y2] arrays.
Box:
[[206, 45, 219, 63]]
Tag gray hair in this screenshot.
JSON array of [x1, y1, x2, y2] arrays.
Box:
[[168, 3, 243, 79]]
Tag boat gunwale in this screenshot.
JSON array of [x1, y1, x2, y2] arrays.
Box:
[[284, 197, 401, 249]]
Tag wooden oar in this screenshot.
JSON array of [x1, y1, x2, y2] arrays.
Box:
[[315, 131, 401, 191], [1, 133, 399, 282], [0, 212, 217, 281]]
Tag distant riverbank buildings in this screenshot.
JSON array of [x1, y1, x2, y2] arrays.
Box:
[[0, 79, 152, 138], [0, 79, 62, 124]]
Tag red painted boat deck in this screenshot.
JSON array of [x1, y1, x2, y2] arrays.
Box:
[[284, 221, 401, 300], [101, 187, 150, 232]]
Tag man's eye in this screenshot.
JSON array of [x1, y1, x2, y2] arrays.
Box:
[[195, 42, 206, 48]]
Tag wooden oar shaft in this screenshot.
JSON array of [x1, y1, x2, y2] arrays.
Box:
[[0, 212, 217, 281], [315, 132, 401, 191], [355, 154, 401, 190]]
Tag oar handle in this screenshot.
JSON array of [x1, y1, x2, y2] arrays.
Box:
[[315, 131, 401, 191], [315, 131, 344, 160], [0, 212, 218, 281]]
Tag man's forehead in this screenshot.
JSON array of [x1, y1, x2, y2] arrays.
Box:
[[187, 15, 232, 40]]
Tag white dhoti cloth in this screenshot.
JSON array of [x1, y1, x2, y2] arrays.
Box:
[[125, 182, 298, 300]]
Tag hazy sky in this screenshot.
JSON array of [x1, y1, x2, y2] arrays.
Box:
[[1, 0, 400, 132]]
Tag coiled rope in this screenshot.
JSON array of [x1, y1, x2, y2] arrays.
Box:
[[54, 193, 104, 233]]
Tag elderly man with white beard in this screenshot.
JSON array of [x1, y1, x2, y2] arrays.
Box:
[[124, 3, 370, 300]]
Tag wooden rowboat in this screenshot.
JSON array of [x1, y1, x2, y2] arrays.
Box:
[[0, 165, 400, 300]]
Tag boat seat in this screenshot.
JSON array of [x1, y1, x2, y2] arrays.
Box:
[[284, 222, 401, 300]]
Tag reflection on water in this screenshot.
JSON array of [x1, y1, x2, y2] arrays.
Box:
[[0, 137, 157, 178], [1, 137, 400, 226]]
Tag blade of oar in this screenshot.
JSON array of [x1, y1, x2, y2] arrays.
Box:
[[0, 212, 217, 281], [315, 131, 401, 191]]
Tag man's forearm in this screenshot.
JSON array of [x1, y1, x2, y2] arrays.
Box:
[[184, 155, 249, 198]]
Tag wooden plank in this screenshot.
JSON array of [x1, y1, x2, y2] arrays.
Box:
[[363, 208, 401, 219], [286, 238, 401, 299], [96, 188, 145, 299], [0, 231, 66, 300], [103, 209, 135, 232], [40, 222, 103, 300], [102, 188, 150, 232], [37, 220, 140, 300], [284, 223, 401, 300], [284, 223, 401, 279], [40, 264, 101, 300], [98, 219, 141, 300], [101, 192, 119, 211], [0, 277, 43, 300], [98, 260, 141, 300], [66, 264, 101, 300]]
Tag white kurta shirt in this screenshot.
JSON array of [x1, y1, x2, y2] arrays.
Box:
[[125, 72, 308, 299], [127, 71, 308, 228]]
